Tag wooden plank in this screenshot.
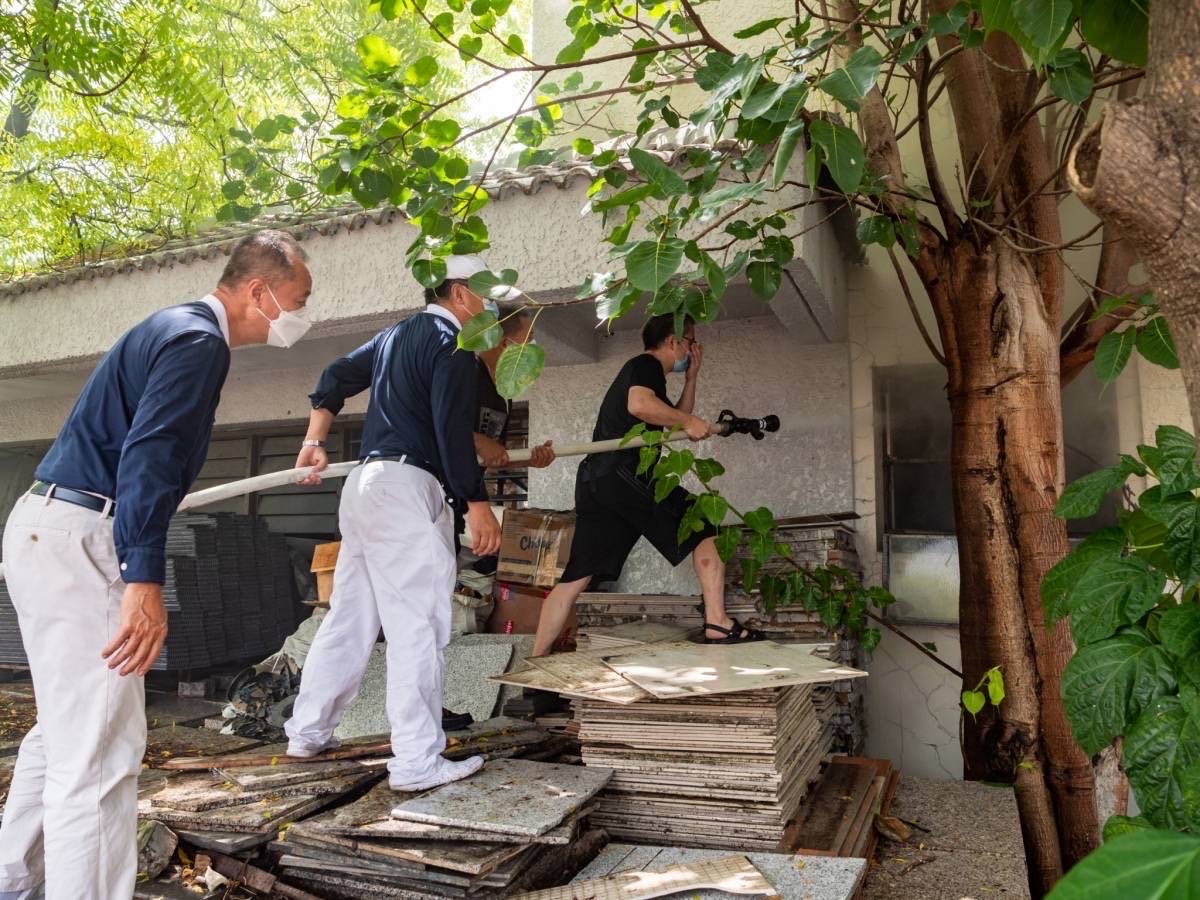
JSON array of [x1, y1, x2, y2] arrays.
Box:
[[159, 736, 391, 771]]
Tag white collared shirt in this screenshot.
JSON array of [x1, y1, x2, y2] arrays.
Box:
[[198, 294, 231, 346], [424, 303, 462, 332]]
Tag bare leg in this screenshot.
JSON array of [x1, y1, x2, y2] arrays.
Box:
[[693, 537, 735, 640], [532, 576, 591, 656]]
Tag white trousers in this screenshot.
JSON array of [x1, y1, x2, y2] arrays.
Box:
[[0, 492, 144, 900], [285, 461, 456, 783]]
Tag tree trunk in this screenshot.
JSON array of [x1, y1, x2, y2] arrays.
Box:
[[923, 238, 1100, 895], [1067, 2, 1200, 428]]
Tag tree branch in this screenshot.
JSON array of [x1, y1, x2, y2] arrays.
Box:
[[1060, 230, 1141, 386], [889, 246, 947, 366]]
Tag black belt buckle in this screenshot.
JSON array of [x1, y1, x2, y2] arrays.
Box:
[[30, 481, 115, 517]]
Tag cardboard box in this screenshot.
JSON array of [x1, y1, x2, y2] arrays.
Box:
[[496, 509, 575, 588], [311, 541, 340, 605], [487, 581, 576, 649]]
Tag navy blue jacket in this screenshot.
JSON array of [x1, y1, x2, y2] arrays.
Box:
[[35, 302, 230, 584], [310, 308, 487, 505]]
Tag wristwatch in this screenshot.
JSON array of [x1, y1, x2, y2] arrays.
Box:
[[301, 439, 324, 448]]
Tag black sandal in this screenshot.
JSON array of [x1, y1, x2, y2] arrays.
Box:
[[702, 619, 767, 644]]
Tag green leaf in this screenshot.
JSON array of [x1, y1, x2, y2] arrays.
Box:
[[627, 147, 687, 197], [1094, 328, 1137, 384], [458, 34, 483, 62], [856, 215, 895, 248], [467, 269, 520, 301], [351, 168, 393, 207], [1062, 632, 1177, 755], [693, 457, 725, 482], [1138, 318, 1181, 370], [1125, 697, 1200, 829], [457, 310, 501, 351], [715, 526, 741, 563], [1088, 293, 1134, 322], [1045, 830, 1200, 900], [699, 252, 727, 300], [356, 35, 403, 73], [637, 444, 659, 476], [555, 23, 599, 65], [985, 667, 1005, 706], [685, 289, 719, 324], [733, 17, 788, 39], [403, 55, 439, 87], [626, 239, 686, 291], [772, 119, 807, 188], [741, 557, 762, 592], [1156, 426, 1200, 494], [221, 180, 246, 201], [697, 493, 729, 526], [1101, 815, 1154, 842], [1160, 604, 1200, 660], [808, 119, 865, 194], [654, 474, 680, 503], [596, 283, 640, 322], [1163, 501, 1200, 589], [411, 257, 447, 289], [860, 628, 882, 653], [746, 261, 781, 301], [572, 138, 594, 156], [1067, 555, 1166, 646], [1079, 0, 1148, 67], [816, 46, 883, 112], [743, 507, 775, 535], [592, 184, 656, 212], [1047, 48, 1094, 106], [1056, 460, 1137, 519], [494, 341, 545, 399], [698, 180, 767, 210], [962, 690, 985, 718], [1012, 0, 1073, 52]]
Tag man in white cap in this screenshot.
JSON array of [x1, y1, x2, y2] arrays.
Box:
[[284, 255, 506, 792]]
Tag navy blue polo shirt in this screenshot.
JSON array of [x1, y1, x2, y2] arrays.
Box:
[[35, 301, 231, 584], [310, 306, 487, 504]]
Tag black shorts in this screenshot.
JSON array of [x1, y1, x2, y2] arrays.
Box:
[[559, 463, 717, 585]]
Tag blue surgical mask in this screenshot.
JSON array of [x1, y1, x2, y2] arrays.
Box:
[[672, 354, 690, 374], [483, 300, 500, 317]]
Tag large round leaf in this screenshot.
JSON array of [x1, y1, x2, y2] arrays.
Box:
[[1046, 830, 1200, 900], [1061, 631, 1176, 755], [495, 342, 545, 399], [1067, 555, 1166, 646], [1125, 697, 1200, 829], [626, 239, 685, 291]]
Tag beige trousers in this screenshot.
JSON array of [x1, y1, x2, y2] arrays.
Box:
[[0, 491, 144, 900]]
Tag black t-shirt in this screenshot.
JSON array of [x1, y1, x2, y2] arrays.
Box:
[[475, 359, 509, 442], [584, 353, 669, 476]]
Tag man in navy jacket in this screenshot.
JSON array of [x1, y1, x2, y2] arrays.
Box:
[[0, 231, 312, 900]]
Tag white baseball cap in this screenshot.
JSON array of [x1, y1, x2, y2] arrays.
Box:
[[443, 254, 523, 301]]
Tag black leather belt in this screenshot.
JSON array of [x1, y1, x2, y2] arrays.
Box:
[[363, 454, 443, 482], [30, 481, 115, 517]]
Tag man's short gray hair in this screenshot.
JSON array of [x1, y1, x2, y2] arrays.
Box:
[[219, 230, 308, 288]]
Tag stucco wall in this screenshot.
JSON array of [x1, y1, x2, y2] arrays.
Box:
[[526, 315, 853, 594]]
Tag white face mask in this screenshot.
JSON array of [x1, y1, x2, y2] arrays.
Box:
[[257, 284, 311, 349]]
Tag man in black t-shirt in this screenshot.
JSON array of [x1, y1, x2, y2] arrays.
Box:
[[530, 313, 765, 655]]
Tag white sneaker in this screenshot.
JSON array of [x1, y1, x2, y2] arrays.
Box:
[[389, 755, 484, 794], [285, 737, 342, 759]]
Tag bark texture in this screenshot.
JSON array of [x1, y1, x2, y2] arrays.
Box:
[[1068, 4, 1200, 427]]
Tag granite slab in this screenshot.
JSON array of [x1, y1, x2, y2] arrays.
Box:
[[443, 641, 513, 723], [389, 758, 612, 837], [573, 844, 867, 900]]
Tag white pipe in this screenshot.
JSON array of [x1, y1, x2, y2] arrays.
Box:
[[0, 431, 702, 582]]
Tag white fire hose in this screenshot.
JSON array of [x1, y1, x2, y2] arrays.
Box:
[[0, 411, 779, 582]]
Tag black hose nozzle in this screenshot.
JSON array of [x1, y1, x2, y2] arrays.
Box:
[[716, 409, 781, 441]]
